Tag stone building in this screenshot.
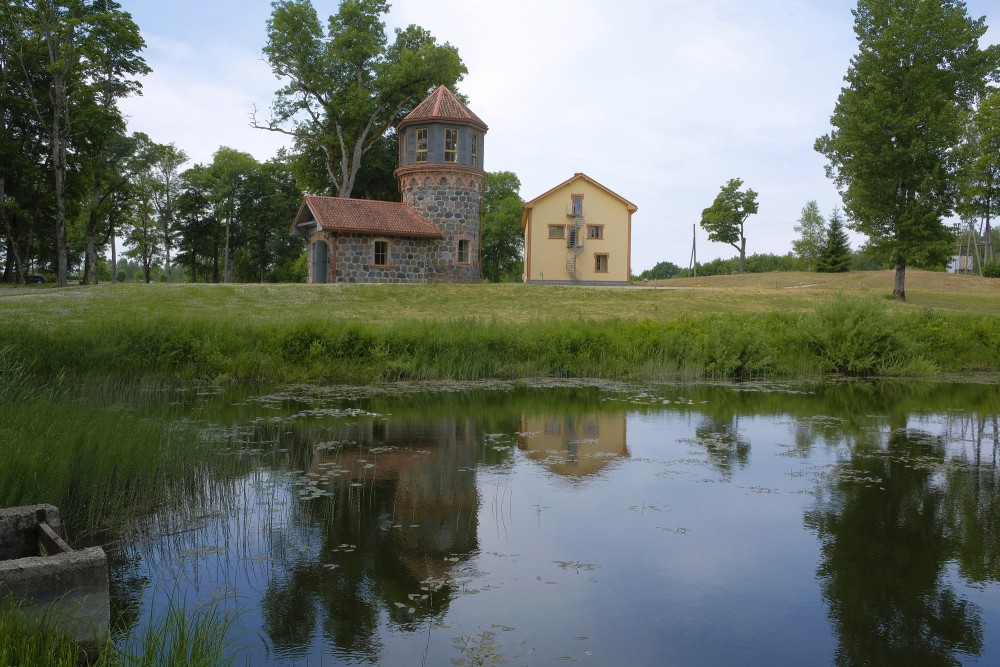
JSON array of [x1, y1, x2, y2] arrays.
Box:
[[291, 85, 488, 284]]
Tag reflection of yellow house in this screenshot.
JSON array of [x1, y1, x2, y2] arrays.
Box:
[[517, 413, 628, 477], [521, 173, 637, 284]]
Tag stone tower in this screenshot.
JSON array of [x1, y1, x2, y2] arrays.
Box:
[[395, 85, 488, 282]]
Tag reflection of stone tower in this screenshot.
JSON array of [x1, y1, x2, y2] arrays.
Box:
[[395, 85, 488, 282]]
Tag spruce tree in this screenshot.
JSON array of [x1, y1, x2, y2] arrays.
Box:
[[817, 209, 852, 273]]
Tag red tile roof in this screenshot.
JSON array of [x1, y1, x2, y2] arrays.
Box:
[[292, 196, 443, 238], [399, 84, 488, 131]]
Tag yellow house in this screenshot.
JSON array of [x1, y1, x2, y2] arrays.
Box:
[[521, 173, 637, 284]]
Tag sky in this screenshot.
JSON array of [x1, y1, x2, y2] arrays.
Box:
[[117, 0, 999, 273]]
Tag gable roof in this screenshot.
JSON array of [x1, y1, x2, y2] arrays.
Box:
[[398, 84, 488, 132], [520, 173, 638, 228], [291, 196, 443, 238]]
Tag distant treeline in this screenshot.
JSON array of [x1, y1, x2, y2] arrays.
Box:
[[635, 250, 900, 281]]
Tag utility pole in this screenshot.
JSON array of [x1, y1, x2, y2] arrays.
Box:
[[689, 224, 697, 277]]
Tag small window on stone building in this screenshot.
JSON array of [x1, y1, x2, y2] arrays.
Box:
[[416, 128, 428, 162], [374, 240, 389, 266], [595, 254, 608, 273], [548, 225, 565, 239], [458, 239, 471, 264], [445, 128, 458, 162], [471, 133, 479, 167]]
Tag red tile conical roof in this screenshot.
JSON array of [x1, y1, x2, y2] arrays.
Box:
[[398, 85, 488, 132]]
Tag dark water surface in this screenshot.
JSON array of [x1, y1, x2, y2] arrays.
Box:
[[111, 381, 1000, 666]]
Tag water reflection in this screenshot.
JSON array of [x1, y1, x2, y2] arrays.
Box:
[[517, 413, 628, 477], [96, 381, 1000, 665], [261, 418, 482, 658], [805, 427, 988, 665]]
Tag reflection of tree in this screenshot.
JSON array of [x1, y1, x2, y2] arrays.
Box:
[[261, 418, 479, 660], [944, 415, 1000, 584], [694, 417, 749, 479], [805, 429, 984, 666]]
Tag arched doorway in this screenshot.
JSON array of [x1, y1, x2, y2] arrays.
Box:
[[313, 240, 328, 283]]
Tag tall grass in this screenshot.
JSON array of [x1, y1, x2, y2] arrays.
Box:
[[0, 348, 242, 541], [1, 282, 998, 384], [0, 595, 236, 667]]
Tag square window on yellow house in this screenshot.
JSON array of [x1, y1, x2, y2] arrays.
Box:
[[587, 225, 604, 240], [548, 225, 566, 239], [595, 254, 608, 273]]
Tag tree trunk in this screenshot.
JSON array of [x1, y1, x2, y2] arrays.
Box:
[[110, 217, 117, 284], [2, 176, 27, 285], [45, 24, 72, 288], [738, 237, 746, 273], [164, 231, 171, 281], [224, 215, 232, 283], [84, 199, 100, 285], [893, 261, 906, 301]]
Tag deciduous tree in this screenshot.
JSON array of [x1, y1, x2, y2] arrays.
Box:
[[793, 200, 826, 269], [255, 0, 466, 198], [699, 178, 758, 273], [815, 0, 999, 300], [481, 171, 524, 283]]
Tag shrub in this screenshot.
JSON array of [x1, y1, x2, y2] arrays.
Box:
[[805, 295, 902, 375]]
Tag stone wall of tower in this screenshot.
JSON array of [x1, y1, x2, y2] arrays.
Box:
[[399, 167, 483, 283]]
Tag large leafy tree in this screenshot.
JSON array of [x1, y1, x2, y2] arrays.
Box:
[[792, 200, 826, 269], [255, 0, 466, 198], [815, 0, 999, 301], [205, 147, 257, 283], [2, 0, 146, 286], [147, 143, 188, 282], [699, 178, 758, 273], [481, 171, 524, 283], [175, 164, 217, 283], [232, 157, 304, 283]]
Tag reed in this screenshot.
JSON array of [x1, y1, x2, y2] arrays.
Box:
[[0, 595, 236, 667]]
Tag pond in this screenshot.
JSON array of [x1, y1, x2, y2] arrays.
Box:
[[106, 381, 1000, 666]]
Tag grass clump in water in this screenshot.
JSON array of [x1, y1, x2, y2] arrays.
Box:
[[0, 596, 237, 667]]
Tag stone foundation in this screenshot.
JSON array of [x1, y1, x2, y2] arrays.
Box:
[[0, 504, 109, 647]]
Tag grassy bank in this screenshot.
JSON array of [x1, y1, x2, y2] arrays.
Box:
[[1, 271, 998, 382]]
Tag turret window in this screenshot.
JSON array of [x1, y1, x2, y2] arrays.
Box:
[[445, 128, 458, 162], [416, 128, 428, 162], [471, 133, 479, 167]]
